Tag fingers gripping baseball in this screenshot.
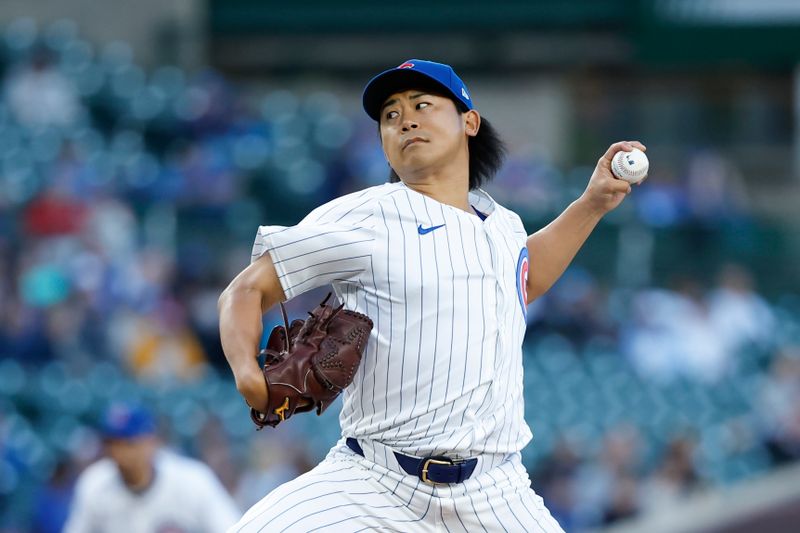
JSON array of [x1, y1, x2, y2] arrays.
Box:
[[583, 141, 647, 215], [600, 141, 646, 165]]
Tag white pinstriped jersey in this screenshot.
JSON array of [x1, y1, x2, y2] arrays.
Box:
[[252, 181, 532, 457]]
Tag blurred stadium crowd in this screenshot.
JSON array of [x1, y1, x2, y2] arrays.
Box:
[[1, 17, 799, 533]]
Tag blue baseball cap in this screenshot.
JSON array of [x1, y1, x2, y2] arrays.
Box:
[[101, 403, 156, 439], [362, 59, 474, 121]]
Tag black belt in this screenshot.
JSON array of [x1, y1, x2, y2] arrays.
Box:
[[346, 438, 478, 485]]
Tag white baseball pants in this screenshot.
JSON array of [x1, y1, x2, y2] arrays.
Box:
[[228, 441, 565, 533]]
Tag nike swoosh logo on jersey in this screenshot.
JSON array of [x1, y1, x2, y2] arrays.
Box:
[[417, 224, 445, 235]]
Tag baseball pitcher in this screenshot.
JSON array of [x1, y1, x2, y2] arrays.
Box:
[[219, 59, 645, 532]]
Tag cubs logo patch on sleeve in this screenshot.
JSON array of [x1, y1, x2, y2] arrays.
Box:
[[516, 247, 529, 317]]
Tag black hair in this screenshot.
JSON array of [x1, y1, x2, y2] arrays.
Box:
[[383, 105, 507, 191]]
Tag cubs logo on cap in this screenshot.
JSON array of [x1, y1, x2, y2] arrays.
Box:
[[101, 402, 156, 439], [362, 59, 474, 121]]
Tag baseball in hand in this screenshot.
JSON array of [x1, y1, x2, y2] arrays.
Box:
[[611, 148, 649, 184]]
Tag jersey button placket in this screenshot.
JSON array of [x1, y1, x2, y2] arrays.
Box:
[[483, 221, 507, 358]]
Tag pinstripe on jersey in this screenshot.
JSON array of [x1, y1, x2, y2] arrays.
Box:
[[251, 182, 533, 458]]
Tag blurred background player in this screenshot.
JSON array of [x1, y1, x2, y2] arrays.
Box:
[[64, 403, 240, 533]]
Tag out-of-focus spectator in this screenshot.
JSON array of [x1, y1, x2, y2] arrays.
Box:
[[757, 348, 800, 465], [531, 267, 616, 347], [43, 298, 95, 367], [23, 185, 87, 237], [640, 435, 701, 512], [573, 425, 644, 528], [624, 278, 727, 383], [180, 69, 236, 136], [685, 150, 750, 224], [534, 437, 582, 532], [490, 154, 564, 218], [633, 164, 690, 227], [708, 263, 776, 356], [126, 298, 207, 382], [175, 142, 238, 207], [602, 474, 640, 525], [4, 48, 80, 128], [2, 297, 55, 361], [82, 198, 138, 261]]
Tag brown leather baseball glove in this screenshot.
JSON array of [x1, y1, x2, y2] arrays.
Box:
[[250, 293, 373, 428]]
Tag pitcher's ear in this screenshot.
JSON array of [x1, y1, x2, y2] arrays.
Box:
[[464, 109, 481, 137]]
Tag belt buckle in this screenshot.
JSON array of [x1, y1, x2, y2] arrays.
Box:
[[421, 457, 453, 485]]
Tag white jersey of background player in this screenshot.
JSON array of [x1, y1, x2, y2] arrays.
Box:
[[219, 59, 646, 532], [64, 403, 240, 533]]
